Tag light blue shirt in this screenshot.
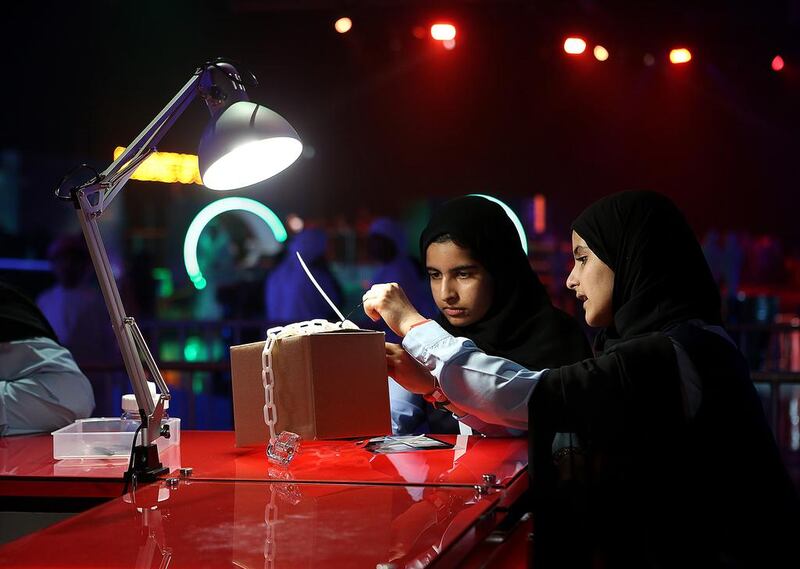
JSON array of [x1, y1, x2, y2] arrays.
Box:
[[388, 378, 459, 435], [0, 337, 95, 436], [401, 321, 545, 435]]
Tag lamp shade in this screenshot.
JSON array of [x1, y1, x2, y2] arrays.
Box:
[[198, 101, 303, 190]]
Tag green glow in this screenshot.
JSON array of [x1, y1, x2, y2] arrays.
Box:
[[192, 374, 205, 395], [159, 340, 181, 362], [211, 338, 225, 361], [184, 197, 287, 289], [183, 336, 206, 362], [468, 194, 529, 254], [152, 267, 174, 298]]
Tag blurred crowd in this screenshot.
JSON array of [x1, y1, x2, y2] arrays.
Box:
[[4, 213, 800, 423]]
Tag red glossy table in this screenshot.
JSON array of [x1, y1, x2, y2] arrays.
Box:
[[176, 431, 528, 487], [0, 431, 528, 498], [2, 435, 124, 499], [0, 432, 530, 567], [0, 478, 505, 568]]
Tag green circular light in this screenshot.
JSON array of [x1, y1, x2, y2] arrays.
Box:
[[184, 197, 287, 289], [183, 336, 205, 362], [468, 194, 529, 254]]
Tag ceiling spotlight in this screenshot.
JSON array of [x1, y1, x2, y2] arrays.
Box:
[[431, 23, 456, 41], [593, 45, 609, 61], [669, 48, 692, 64], [564, 37, 587, 55], [334, 17, 352, 34]]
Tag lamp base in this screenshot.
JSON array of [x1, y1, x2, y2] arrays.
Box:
[[126, 444, 168, 483]]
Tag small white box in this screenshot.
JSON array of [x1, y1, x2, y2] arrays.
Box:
[[52, 417, 181, 460]]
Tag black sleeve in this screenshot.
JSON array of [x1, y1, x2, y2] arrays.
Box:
[[529, 333, 684, 443]]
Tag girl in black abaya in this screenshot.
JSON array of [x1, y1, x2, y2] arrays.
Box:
[[387, 196, 592, 435], [364, 191, 799, 567], [528, 190, 800, 566], [419, 196, 592, 371]]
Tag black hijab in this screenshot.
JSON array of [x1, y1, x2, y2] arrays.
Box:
[[0, 281, 58, 343], [420, 196, 591, 369], [572, 190, 722, 347]]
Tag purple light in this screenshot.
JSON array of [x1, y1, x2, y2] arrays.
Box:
[[0, 258, 52, 272]]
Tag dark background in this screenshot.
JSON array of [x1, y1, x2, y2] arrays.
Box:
[[2, 0, 798, 437], [2, 0, 799, 245]]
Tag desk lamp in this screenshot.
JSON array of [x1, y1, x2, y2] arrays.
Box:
[[57, 58, 302, 481]]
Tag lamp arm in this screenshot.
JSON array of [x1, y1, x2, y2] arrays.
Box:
[[91, 70, 205, 216], [74, 189, 168, 448], [70, 69, 211, 451]]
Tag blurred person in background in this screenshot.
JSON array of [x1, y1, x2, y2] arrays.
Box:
[[265, 228, 343, 323], [2, 280, 94, 435], [37, 234, 121, 416], [194, 221, 237, 320], [366, 218, 437, 343]]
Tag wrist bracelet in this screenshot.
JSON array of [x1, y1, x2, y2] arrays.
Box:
[[407, 318, 431, 331]]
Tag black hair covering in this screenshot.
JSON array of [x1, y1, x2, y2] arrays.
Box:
[[571, 190, 722, 346], [528, 190, 799, 565], [0, 281, 58, 343], [420, 196, 591, 369]]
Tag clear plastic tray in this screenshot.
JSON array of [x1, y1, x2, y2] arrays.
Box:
[[51, 417, 180, 459]]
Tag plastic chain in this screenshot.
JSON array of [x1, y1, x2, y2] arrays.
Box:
[[261, 318, 358, 464]]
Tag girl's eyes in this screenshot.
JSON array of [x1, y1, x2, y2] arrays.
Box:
[[576, 256, 588, 266], [428, 271, 473, 279]]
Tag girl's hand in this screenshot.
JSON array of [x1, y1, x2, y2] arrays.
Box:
[[363, 283, 426, 337], [385, 342, 436, 394]]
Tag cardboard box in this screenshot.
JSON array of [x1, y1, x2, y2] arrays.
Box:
[[230, 330, 390, 447]]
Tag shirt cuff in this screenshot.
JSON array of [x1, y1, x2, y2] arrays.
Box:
[[402, 320, 473, 371], [455, 412, 525, 437]]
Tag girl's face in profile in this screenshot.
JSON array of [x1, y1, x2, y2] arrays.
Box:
[[566, 231, 615, 327], [426, 240, 494, 327]]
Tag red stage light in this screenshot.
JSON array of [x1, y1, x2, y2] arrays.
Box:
[[430, 24, 456, 41], [772, 55, 785, 72], [564, 37, 587, 55], [669, 48, 692, 64], [533, 194, 547, 235]]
